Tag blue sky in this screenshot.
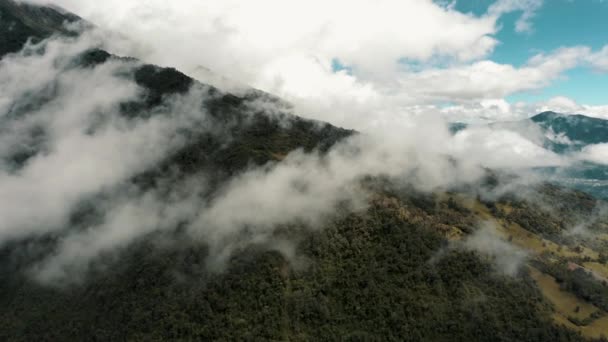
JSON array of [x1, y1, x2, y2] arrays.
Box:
[[456, 0, 608, 105]]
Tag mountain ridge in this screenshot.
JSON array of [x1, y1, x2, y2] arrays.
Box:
[[0, 0, 82, 57], [532, 111, 608, 146]]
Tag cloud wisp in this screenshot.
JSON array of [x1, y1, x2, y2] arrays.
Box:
[[463, 221, 529, 276]]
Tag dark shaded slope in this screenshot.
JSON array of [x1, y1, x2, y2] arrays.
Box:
[[0, 0, 81, 58], [532, 111, 608, 147], [0, 0, 351, 178], [0, 43, 353, 179], [0, 39, 354, 284], [72, 48, 352, 179]]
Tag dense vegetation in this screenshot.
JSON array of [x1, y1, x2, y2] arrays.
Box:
[[533, 260, 608, 313], [532, 112, 608, 150], [0, 201, 591, 341], [491, 184, 605, 243]]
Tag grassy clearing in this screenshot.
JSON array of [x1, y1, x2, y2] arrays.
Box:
[[465, 200, 599, 260], [584, 315, 608, 339], [499, 220, 597, 259], [427, 196, 608, 338], [529, 267, 608, 339], [496, 203, 513, 215], [583, 262, 608, 282], [529, 267, 598, 321]]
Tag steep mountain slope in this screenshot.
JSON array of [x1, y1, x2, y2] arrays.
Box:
[[0, 0, 81, 58], [532, 111, 608, 151], [0, 194, 590, 341], [528, 112, 608, 200], [1, 1, 608, 341]]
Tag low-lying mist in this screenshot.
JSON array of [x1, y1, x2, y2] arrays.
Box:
[[0, 26, 605, 285]]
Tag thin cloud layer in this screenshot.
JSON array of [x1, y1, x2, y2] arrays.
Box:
[[588, 45, 608, 71], [579, 144, 608, 165], [463, 221, 528, 276], [0, 32, 214, 246], [488, 0, 544, 33]]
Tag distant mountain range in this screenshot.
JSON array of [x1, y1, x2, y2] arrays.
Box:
[[451, 111, 608, 200], [530, 112, 608, 200], [532, 111, 608, 152]]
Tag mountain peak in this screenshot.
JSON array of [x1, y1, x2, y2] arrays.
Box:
[[531, 111, 563, 121], [531, 111, 606, 123]]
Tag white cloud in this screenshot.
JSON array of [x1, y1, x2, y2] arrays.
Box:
[[451, 126, 564, 168], [0, 33, 215, 245], [31, 178, 205, 284], [186, 113, 569, 269], [487, 0, 544, 33], [588, 45, 608, 71], [435, 95, 608, 124], [18, 0, 608, 129], [536, 96, 608, 120], [579, 143, 608, 165], [463, 221, 528, 276], [10, 0, 506, 130], [259, 46, 599, 130], [396, 46, 589, 103], [0, 40, 568, 279], [27, 0, 499, 73]]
